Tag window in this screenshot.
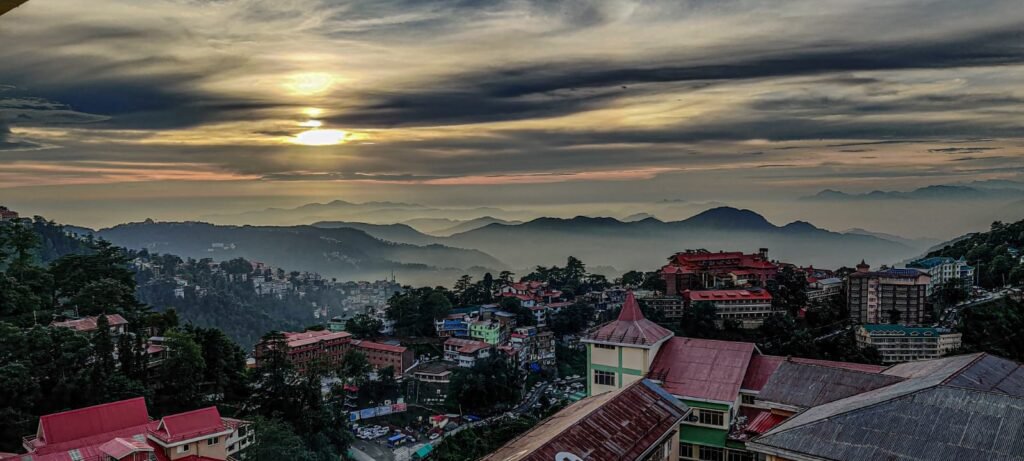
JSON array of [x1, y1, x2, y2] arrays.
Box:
[[68, 450, 83, 461], [594, 343, 615, 350], [727, 451, 754, 461], [698, 409, 725, 427], [177, 445, 190, 454], [698, 446, 724, 461], [679, 442, 696, 460], [741, 394, 755, 405], [207, 437, 219, 445], [594, 370, 615, 386]]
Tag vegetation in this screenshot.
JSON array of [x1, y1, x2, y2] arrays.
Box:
[[522, 256, 611, 297], [547, 303, 595, 337], [928, 219, 1024, 288], [447, 356, 522, 414], [386, 287, 453, 336], [432, 416, 538, 461], [959, 297, 1024, 362]]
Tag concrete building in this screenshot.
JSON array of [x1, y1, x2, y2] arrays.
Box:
[[855, 324, 962, 363], [906, 256, 975, 294], [442, 337, 492, 368], [482, 379, 689, 461], [253, 330, 411, 377], [582, 292, 674, 396], [805, 277, 843, 303], [682, 289, 776, 328], [661, 249, 778, 295], [469, 319, 504, 345], [2, 397, 244, 461], [847, 262, 931, 325], [409, 361, 457, 405]]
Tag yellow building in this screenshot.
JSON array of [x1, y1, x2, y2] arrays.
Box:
[[581, 292, 673, 396]]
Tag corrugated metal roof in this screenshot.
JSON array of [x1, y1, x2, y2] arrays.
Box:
[[38, 397, 149, 446], [584, 292, 673, 347], [741, 354, 785, 391], [649, 337, 755, 403], [751, 353, 1024, 461], [757, 361, 904, 409], [482, 379, 688, 461]]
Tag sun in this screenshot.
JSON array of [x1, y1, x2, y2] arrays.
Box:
[[285, 73, 336, 95], [292, 129, 348, 146]]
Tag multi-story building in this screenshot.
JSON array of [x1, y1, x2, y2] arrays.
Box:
[[253, 330, 411, 377], [409, 361, 457, 405], [576, 291, 1024, 461], [855, 324, 962, 363], [661, 249, 778, 295], [682, 289, 776, 328], [805, 277, 843, 303], [847, 261, 931, 325], [469, 319, 504, 345], [442, 337, 492, 368], [2, 397, 246, 461], [906, 256, 975, 294]]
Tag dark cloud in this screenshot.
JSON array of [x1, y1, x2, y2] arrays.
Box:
[[328, 27, 1024, 127]]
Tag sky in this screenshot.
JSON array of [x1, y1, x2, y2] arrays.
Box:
[[1, 0, 1023, 232]]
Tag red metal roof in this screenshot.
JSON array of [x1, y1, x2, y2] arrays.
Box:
[[37, 397, 149, 446], [742, 354, 785, 391], [746, 410, 787, 435], [584, 292, 673, 346], [353, 340, 407, 353], [481, 380, 688, 461], [98, 437, 152, 459], [149, 407, 226, 443], [50, 314, 128, 332], [283, 330, 352, 348], [684, 289, 772, 301], [649, 337, 757, 403]]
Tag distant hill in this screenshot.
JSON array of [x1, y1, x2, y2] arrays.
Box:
[[312, 221, 441, 246], [843, 228, 941, 252], [802, 185, 1024, 201], [402, 217, 463, 233], [433, 216, 523, 236], [442, 207, 918, 271], [94, 221, 505, 285], [201, 200, 520, 226], [622, 212, 656, 222]]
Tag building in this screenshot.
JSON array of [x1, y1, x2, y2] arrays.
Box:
[[350, 339, 415, 375], [682, 289, 776, 328], [0, 206, 18, 221], [906, 256, 975, 294], [220, 418, 253, 459], [253, 330, 411, 377], [847, 261, 931, 325], [747, 353, 1024, 461], [661, 249, 778, 295], [855, 324, 962, 363], [443, 337, 492, 368], [469, 319, 504, 345], [481, 379, 689, 461], [50, 314, 129, 335], [409, 361, 457, 405], [2, 397, 247, 461], [805, 277, 842, 303], [582, 292, 674, 395]]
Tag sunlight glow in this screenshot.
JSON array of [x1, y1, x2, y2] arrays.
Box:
[[285, 73, 336, 95], [303, 107, 324, 117], [299, 120, 323, 128], [292, 129, 348, 146]]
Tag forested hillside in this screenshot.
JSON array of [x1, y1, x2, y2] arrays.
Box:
[[928, 219, 1024, 288]]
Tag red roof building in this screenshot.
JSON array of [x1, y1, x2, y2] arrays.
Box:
[[682, 288, 778, 328], [583, 292, 673, 347], [661, 249, 779, 295], [254, 330, 411, 377], [4, 398, 245, 461], [50, 314, 129, 334]]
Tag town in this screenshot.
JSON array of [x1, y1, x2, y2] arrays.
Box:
[[2, 208, 1023, 461]]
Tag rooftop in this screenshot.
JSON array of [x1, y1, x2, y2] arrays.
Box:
[[282, 330, 352, 348], [352, 339, 407, 354], [649, 337, 757, 403], [50, 314, 128, 332], [860, 324, 956, 336], [481, 380, 688, 461], [684, 289, 773, 301], [583, 291, 673, 347]]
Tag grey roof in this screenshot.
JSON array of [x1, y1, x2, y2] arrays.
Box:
[[750, 353, 1024, 461], [757, 361, 904, 409]]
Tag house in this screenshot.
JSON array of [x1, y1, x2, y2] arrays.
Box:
[[442, 338, 492, 368], [469, 319, 504, 345], [51, 314, 129, 335], [481, 379, 689, 461], [805, 277, 842, 303], [682, 289, 776, 328], [847, 262, 931, 325], [410, 362, 457, 405], [855, 324, 962, 363], [2, 397, 246, 461]]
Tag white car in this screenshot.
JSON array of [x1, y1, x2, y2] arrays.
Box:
[[429, 433, 440, 441]]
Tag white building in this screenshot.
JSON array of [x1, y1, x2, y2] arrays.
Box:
[[856, 324, 962, 363], [906, 256, 975, 294]]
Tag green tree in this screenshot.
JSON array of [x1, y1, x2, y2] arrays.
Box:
[[339, 349, 372, 385], [153, 330, 206, 414], [680, 301, 719, 338], [447, 356, 520, 413], [345, 314, 383, 339]]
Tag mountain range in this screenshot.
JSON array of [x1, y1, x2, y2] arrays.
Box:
[[84, 207, 934, 285], [802, 184, 1024, 201]]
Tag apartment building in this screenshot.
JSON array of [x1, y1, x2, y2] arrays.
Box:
[[847, 262, 931, 325], [682, 289, 776, 328], [906, 256, 975, 294], [661, 249, 778, 295], [855, 324, 962, 363]]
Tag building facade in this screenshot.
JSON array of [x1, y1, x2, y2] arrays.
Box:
[[906, 256, 975, 294], [253, 330, 411, 377], [847, 262, 931, 325], [661, 249, 778, 295], [855, 324, 962, 363], [682, 289, 776, 328]]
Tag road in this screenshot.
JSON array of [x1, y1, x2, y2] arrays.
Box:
[[939, 288, 1012, 327], [351, 440, 394, 461]]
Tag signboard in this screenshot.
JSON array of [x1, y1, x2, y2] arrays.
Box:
[[349, 401, 408, 421]]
